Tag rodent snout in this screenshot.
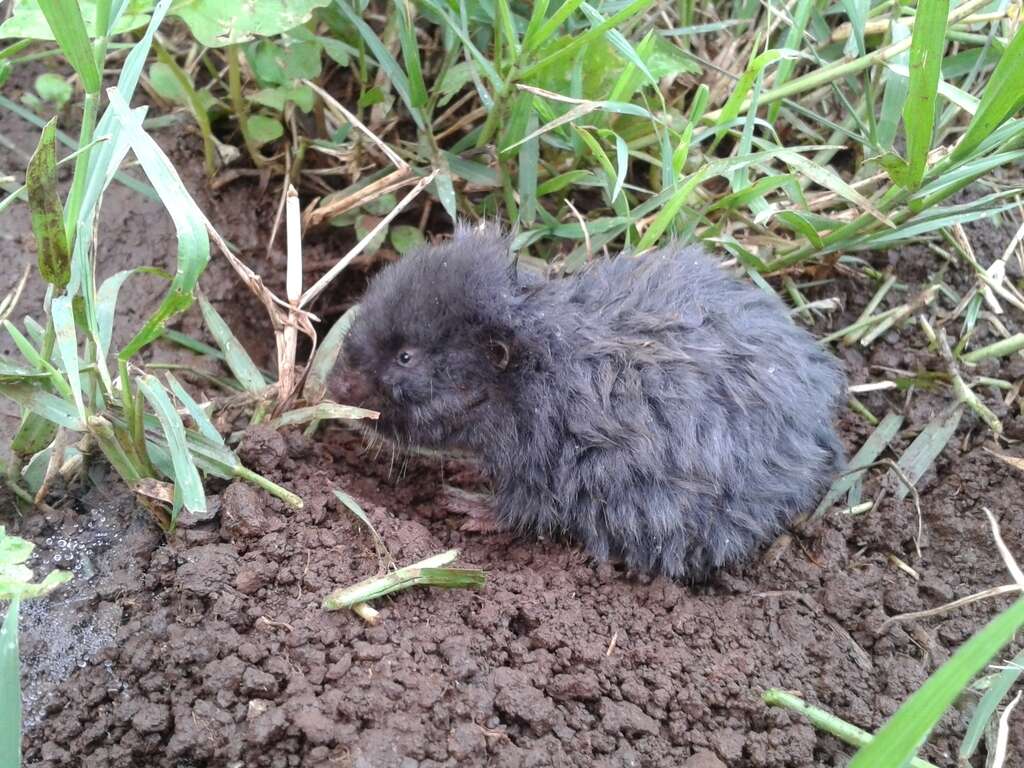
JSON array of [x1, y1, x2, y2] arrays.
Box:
[[330, 368, 378, 408]]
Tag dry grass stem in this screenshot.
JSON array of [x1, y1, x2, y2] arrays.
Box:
[[300, 169, 439, 309]]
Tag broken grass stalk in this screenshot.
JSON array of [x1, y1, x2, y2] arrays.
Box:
[[322, 548, 485, 612], [762, 690, 940, 768]]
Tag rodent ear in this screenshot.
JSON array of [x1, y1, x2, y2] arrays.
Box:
[[485, 339, 511, 371]]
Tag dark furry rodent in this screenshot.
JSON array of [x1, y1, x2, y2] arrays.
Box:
[[331, 224, 846, 579]]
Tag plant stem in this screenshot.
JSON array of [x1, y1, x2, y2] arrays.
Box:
[[762, 690, 940, 768], [226, 44, 266, 167], [233, 464, 303, 508], [64, 90, 98, 248], [962, 334, 1024, 363], [323, 549, 486, 610]]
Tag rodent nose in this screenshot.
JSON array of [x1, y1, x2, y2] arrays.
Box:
[[330, 369, 375, 406]]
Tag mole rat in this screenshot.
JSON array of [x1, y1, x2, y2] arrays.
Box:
[[331, 223, 846, 579]]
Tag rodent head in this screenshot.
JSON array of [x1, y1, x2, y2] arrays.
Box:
[[330, 224, 526, 451]]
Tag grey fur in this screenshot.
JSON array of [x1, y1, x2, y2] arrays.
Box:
[[331, 224, 846, 579]]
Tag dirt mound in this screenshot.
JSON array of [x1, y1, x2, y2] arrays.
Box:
[[14, 405, 1024, 767]]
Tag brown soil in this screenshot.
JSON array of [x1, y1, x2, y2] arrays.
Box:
[[3, 72, 1024, 768]]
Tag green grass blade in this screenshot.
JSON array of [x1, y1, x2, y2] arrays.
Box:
[[106, 89, 210, 360], [609, 131, 628, 203], [304, 305, 358, 403], [197, 294, 265, 392], [712, 49, 793, 149], [50, 295, 85, 421], [814, 412, 904, 517], [36, 0, 101, 94], [950, 24, 1024, 163], [165, 372, 224, 446], [518, 0, 656, 81], [137, 374, 206, 518], [0, 599, 22, 768], [526, 0, 584, 52], [877, 21, 911, 149], [0, 382, 83, 431], [767, 0, 815, 123], [396, 0, 428, 108], [3, 320, 74, 401], [495, 0, 520, 59], [523, 0, 550, 49], [890, 405, 961, 501], [960, 646, 1024, 761], [0, 136, 107, 218], [580, 2, 655, 85], [518, 109, 540, 225], [773, 146, 895, 227], [25, 117, 71, 290], [850, 597, 1024, 767], [636, 168, 709, 250], [335, 0, 424, 129], [96, 268, 136, 358], [891, 0, 950, 189]]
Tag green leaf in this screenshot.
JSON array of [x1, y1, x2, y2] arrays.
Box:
[[815, 412, 904, 516], [850, 598, 1024, 767], [50, 295, 85, 421], [304, 304, 358, 403], [877, 21, 911, 149], [9, 413, 59, 459], [518, 110, 540, 226], [898, 0, 950, 189], [148, 61, 189, 104], [608, 131, 628, 204], [25, 118, 70, 289], [165, 372, 224, 446], [0, 598, 21, 768], [518, 0, 657, 81], [247, 114, 284, 145], [0, 527, 73, 599], [712, 49, 796, 149], [96, 268, 137, 358], [950, 24, 1024, 164], [169, 0, 332, 47], [636, 168, 709, 250], [890, 406, 961, 501], [334, 0, 425, 129], [389, 225, 425, 255], [251, 85, 315, 113], [34, 0, 102, 94], [839, 0, 868, 57], [960, 647, 1024, 761], [197, 294, 266, 392], [0, 0, 149, 41], [137, 375, 206, 518], [396, 0, 427, 108], [34, 72, 72, 107], [0, 382, 82, 431]]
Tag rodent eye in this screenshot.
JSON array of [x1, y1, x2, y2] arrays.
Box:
[[396, 349, 415, 367]]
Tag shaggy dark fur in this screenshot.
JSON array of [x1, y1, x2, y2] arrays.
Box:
[[331, 224, 847, 579]]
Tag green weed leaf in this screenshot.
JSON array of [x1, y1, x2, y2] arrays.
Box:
[[247, 114, 285, 145], [34, 72, 72, 107], [26, 118, 70, 289], [170, 0, 332, 47]]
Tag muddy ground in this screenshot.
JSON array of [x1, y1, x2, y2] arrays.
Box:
[[2, 73, 1024, 767]]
